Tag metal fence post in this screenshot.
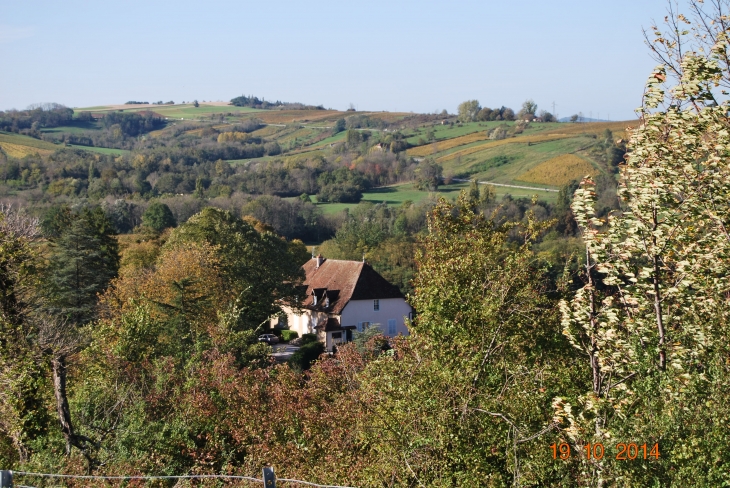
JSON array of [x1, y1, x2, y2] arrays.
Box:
[[0, 471, 12, 488], [262, 466, 275, 487]]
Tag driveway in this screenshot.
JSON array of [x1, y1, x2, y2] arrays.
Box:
[[271, 343, 299, 362]]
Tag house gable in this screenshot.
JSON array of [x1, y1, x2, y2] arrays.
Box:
[[300, 257, 404, 314]]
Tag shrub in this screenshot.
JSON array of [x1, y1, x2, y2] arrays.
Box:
[[288, 341, 325, 371], [301, 333, 318, 345], [280, 330, 298, 342]]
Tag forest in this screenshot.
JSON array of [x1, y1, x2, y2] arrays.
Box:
[[3, 1, 730, 486]]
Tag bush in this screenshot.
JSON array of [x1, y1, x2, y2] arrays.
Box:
[[288, 341, 325, 371], [301, 333, 318, 345], [316, 183, 362, 203], [280, 330, 298, 342]]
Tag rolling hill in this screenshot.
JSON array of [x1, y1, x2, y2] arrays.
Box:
[[1, 99, 634, 215]]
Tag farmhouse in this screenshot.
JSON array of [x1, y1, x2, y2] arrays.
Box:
[[273, 255, 412, 352]]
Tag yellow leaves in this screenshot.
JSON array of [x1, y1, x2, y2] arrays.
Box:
[[103, 241, 228, 329], [217, 131, 250, 143]]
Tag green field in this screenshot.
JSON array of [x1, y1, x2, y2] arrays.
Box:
[[402, 121, 562, 146], [75, 103, 263, 119], [308, 131, 348, 148], [0, 131, 131, 157], [440, 136, 597, 182], [0, 131, 60, 157], [65, 144, 130, 156], [41, 121, 102, 134], [308, 180, 556, 215]]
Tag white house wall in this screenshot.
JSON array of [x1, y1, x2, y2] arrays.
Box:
[[340, 298, 411, 337], [275, 306, 327, 338]]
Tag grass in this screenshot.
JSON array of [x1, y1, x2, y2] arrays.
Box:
[[65, 144, 130, 156], [308, 131, 347, 148], [404, 121, 488, 145], [75, 104, 263, 119], [0, 142, 53, 157], [254, 110, 343, 125], [41, 120, 102, 133], [308, 180, 556, 215], [407, 131, 490, 157], [442, 137, 596, 187], [0, 132, 59, 157], [311, 182, 468, 214], [0, 131, 130, 157], [436, 133, 578, 164], [251, 125, 287, 138], [516, 154, 599, 186], [541, 120, 635, 139]]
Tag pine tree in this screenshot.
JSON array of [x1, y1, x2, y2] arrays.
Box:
[[42, 207, 119, 457], [46, 208, 119, 325]]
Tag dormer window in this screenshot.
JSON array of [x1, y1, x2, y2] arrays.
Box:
[[373, 299, 379, 311]]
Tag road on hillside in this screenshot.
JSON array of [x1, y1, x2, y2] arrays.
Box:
[[452, 178, 559, 193]]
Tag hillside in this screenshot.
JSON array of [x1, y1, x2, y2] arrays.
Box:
[[0, 101, 631, 228]]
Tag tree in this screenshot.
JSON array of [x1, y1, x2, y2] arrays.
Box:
[[557, 2, 730, 483], [193, 99, 199, 108], [165, 208, 305, 328], [538, 109, 555, 122], [569, 114, 579, 123], [457, 99, 480, 122], [414, 158, 442, 191], [356, 195, 576, 485], [142, 201, 176, 233], [0, 207, 50, 464], [43, 207, 119, 457], [333, 118, 346, 133], [518, 99, 537, 119]]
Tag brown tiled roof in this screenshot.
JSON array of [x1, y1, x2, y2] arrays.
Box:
[[301, 258, 404, 314]]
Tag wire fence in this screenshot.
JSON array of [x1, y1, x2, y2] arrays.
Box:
[[1, 470, 356, 488]]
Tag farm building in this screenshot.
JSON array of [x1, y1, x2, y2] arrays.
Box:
[[273, 255, 412, 352]]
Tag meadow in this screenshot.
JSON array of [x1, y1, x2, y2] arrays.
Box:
[[75, 103, 264, 119], [65, 144, 130, 156], [0, 131, 59, 157], [307, 180, 556, 215], [516, 153, 600, 186]]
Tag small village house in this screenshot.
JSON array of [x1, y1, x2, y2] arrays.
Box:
[[273, 255, 412, 351]]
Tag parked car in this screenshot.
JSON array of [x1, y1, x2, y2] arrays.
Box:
[[258, 334, 280, 344]]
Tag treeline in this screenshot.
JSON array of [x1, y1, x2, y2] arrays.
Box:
[[0, 103, 74, 132], [457, 99, 556, 123], [0, 135, 422, 204], [230, 94, 325, 110], [33, 111, 166, 150]]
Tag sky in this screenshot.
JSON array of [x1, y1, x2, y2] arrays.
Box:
[[1, 0, 671, 120]]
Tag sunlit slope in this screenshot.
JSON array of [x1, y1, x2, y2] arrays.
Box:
[[405, 120, 634, 188], [0, 131, 59, 157]]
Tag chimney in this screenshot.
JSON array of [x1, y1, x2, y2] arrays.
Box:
[[316, 254, 324, 268]]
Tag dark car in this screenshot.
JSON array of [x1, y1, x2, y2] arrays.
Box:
[[258, 334, 280, 344]]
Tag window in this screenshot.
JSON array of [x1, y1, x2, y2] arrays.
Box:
[[373, 299, 380, 311], [332, 332, 342, 339], [357, 322, 369, 332], [388, 319, 396, 335]]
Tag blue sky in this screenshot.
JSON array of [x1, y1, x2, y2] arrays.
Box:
[[1, 0, 670, 119]]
